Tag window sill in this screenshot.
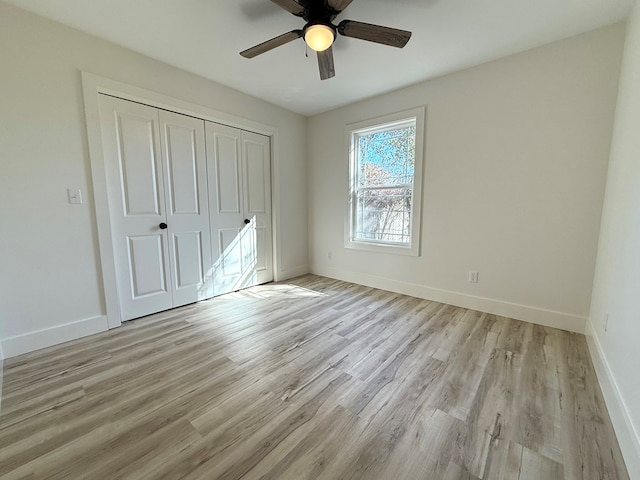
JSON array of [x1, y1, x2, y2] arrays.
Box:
[[345, 239, 419, 257]]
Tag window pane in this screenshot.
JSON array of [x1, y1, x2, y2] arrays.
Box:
[[354, 187, 412, 244], [357, 125, 415, 187], [347, 108, 424, 255]]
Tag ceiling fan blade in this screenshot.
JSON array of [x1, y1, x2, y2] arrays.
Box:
[[337, 20, 412, 48], [327, 0, 354, 14], [270, 0, 305, 16], [240, 30, 303, 58], [317, 46, 335, 80]]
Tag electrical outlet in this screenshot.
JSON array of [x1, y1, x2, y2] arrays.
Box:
[[327, 251, 333, 260], [469, 271, 479, 283], [603, 313, 609, 332]]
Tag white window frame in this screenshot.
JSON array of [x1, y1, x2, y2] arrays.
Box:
[[345, 107, 425, 256]]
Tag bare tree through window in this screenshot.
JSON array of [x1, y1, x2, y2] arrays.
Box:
[[352, 121, 416, 245]]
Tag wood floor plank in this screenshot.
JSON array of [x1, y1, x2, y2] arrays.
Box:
[[557, 331, 628, 480], [0, 274, 629, 479], [519, 446, 564, 480]]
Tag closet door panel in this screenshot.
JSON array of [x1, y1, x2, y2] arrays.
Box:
[[118, 116, 163, 216], [160, 110, 212, 304], [219, 228, 243, 276], [172, 231, 205, 290], [244, 142, 267, 214], [99, 95, 173, 321], [206, 122, 245, 295], [241, 131, 273, 285], [254, 224, 267, 272], [164, 123, 201, 215], [214, 134, 242, 214], [127, 234, 168, 298]]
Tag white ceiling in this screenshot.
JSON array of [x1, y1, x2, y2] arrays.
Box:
[[6, 0, 634, 116]]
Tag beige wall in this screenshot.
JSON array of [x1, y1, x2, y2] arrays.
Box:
[[589, 0, 640, 475], [307, 24, 625, 332], [0, 2, 307, 354]]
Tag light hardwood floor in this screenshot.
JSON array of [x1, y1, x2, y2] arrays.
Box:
[[0, 275, 629, 479]]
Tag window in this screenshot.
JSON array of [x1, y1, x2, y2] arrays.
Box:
[[346, 107, 425, 256]]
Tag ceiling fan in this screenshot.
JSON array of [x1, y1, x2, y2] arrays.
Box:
[[240, 0, 412, 80]]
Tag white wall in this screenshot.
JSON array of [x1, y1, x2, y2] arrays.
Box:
[[308, 24, 625, 333], [588, 0, 640, 476], [0, 2, 307, 357]]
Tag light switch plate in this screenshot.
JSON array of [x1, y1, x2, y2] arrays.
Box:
[[67, 188, 83, 205]]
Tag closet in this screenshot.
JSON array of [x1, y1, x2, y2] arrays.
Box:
[[98, 95, 272, 321]]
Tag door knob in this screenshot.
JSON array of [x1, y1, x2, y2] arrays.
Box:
[[244, 219, 250, 225], [159, 222, 168, 229]]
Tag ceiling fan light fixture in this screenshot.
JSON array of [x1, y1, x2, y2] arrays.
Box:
[[304, 24, 335, 52]]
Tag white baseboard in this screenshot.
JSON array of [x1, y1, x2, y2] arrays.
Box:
[[0, 342, 3, 413], [585, 320, 640, 479], [1, 316, 109, 359], [309, 265, 586, 333], [276, 264, 309, 282]]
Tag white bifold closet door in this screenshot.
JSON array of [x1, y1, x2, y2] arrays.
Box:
[[99, 95, 212, 321], [205, 122, 273, 297]]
